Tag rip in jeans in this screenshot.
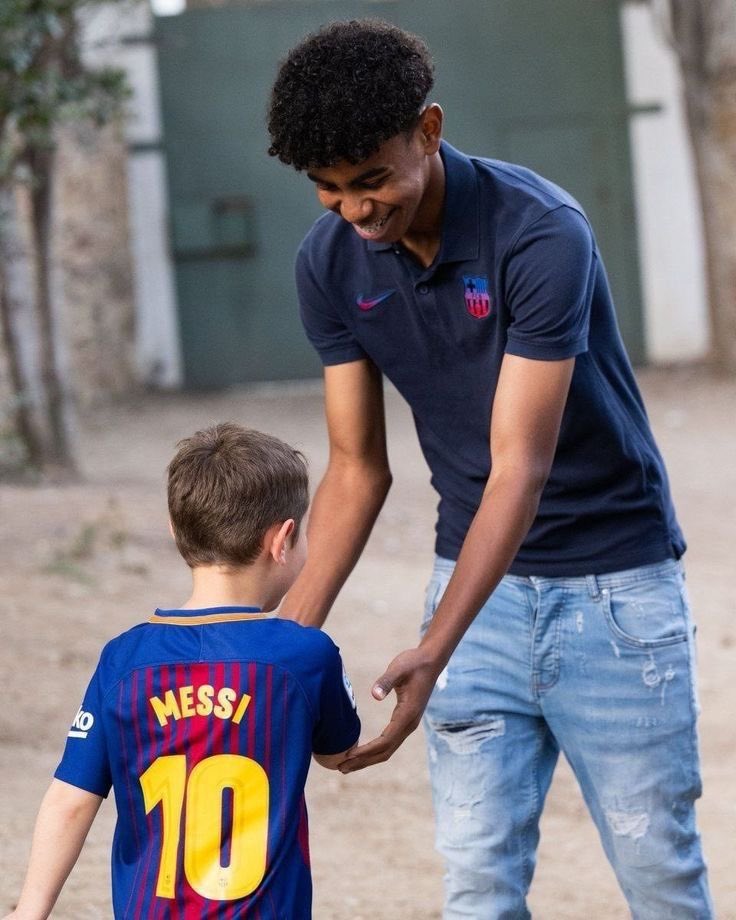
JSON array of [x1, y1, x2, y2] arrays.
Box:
[[430, 716, 506, 755]]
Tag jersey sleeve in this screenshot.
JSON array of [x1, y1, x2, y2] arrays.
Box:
[[311, 640, 361, 756], [54, 664, 112, 798], [296, 241, 368, 367], [504, 205, 595, 361]]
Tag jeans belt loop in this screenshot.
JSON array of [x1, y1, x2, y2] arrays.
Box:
[[585, 574, 601, 599]]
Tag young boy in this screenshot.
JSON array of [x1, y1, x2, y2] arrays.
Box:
[[4, 423, 361, 919]]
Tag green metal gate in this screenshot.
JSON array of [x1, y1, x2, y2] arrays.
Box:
[[156, 0, 643, 388]]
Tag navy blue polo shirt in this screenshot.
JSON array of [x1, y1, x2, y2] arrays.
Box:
[[296, 141, 685, 575]]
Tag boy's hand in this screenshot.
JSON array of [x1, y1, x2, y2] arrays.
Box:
[[338, 646, 441, 772]]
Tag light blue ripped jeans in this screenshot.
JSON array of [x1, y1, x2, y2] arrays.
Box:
[[421, 556, 713, 920]]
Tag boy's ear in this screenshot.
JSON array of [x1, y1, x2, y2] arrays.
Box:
[[168, 518, 176, 540], [268, 519, 295, 564]]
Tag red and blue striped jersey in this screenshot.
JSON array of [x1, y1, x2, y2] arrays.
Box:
[[54, 606, 361, 918]]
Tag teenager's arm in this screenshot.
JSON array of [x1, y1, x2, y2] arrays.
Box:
[[340, 353, 575, 771], [4, 779, 103, 920], [280, 358, 392, 628]]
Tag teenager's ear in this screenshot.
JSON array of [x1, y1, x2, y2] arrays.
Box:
[[168, 518, 176, 540], [268, 519, 295, 564], [419, 103, 443, 154]]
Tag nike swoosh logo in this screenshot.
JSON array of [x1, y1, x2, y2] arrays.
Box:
[[356, 289, 396, 311]]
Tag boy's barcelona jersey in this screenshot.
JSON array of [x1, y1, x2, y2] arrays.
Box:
[[54, 607, 361, 919]]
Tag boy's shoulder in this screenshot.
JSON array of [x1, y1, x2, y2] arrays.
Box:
[[96, 616, 341, 682], [258, 618, 343, 667], [93, 620, 158, 678]]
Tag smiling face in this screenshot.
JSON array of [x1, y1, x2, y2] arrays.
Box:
[[306, 105, 445, 249]]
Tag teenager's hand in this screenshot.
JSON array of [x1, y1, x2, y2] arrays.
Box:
[[338, 646, 441, 772]]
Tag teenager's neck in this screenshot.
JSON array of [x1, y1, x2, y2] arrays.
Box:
[[400, 151, 445, 268], [180, 564, 275, 612]]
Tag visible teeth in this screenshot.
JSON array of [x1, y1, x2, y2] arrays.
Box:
[[359, 214, 389, 233]]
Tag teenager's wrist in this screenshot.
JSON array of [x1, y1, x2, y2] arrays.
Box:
[[416, 629, 454, 675]]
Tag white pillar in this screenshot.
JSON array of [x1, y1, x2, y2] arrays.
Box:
[[621, 2, 709, 363], [81, 1, 182, 387]]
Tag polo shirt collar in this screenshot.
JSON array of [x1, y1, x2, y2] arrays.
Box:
[[367, 140, 480, 263]]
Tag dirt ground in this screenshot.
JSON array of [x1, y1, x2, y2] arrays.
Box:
[[0, 365, 734, 919]]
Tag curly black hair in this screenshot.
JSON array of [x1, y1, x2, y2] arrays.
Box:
[[267, 19, 434, 170]]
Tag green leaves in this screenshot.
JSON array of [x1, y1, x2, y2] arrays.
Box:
[[0, 0, 130, 181]]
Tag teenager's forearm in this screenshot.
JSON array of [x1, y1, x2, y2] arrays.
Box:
[[337, 467, 549, 773], [281, 460, 392, 626], [420, 468, 545, 668], [11, 780, 102, 920]]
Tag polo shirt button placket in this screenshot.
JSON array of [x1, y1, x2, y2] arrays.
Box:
[[418, 284, 430, 295]]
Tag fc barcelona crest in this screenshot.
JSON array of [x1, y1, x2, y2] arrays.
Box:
[[463, 276, 492, 319]]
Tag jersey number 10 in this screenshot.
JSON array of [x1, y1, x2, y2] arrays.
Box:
[[140, 753, 269, 901]]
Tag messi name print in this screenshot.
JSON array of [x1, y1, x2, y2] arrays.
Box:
[[463, 276, 492, 319]]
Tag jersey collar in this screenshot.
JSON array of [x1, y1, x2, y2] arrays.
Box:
[[150, 605, 267, 626]]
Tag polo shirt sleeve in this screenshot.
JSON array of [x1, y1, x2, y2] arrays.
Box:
[[311, 638, 361, 756], [54, 663, 112, 798], [504, 205, 594, 361], [295, 243, 368, 366]]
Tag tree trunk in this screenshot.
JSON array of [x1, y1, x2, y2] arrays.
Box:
[[667, 0, 736, 372], [25, 144, 78, 472], [0, 184, 50, 467]]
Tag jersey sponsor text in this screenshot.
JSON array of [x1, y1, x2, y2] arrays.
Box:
[[68, 707, 95, 738]]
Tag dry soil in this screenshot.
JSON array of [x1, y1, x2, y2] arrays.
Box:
[[0, 366, 733, 919]]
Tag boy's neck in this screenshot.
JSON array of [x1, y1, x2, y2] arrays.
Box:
[[180, 563, 277, 612]]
